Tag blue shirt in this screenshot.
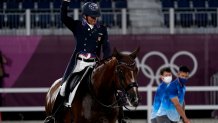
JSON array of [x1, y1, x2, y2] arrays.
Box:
[[151, 82, 168, 119], [157, 79, 186, 121]]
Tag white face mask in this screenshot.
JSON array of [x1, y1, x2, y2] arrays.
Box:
[[163, 76, 172, 84]]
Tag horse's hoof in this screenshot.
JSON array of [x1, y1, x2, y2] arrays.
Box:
[[44, 116, 55, 123]]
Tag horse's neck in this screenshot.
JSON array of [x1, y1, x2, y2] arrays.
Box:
[[92, 57, 118, 96]]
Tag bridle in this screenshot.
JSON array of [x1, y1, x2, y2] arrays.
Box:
[[88, 58, 138, 109], [115, 61, 138, 92], [115, 60, 138, 109]]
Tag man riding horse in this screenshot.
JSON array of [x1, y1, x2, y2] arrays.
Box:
[[45, 0, 126, 123]]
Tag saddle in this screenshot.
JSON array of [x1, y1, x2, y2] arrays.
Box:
[[53, 66, 93, 112], [65, 66, 93, 96]]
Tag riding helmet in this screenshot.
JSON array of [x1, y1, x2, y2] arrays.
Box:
[[82, 2, 101, 17]]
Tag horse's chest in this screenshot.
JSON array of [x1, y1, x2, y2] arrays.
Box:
[[78, 95, 117, 123]]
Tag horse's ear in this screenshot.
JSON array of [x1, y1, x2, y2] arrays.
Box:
[[130, 47, 140, 59]]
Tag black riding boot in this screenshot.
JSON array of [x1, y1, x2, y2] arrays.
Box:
[[52, 93, 66, 114], [44, 72, 76, 123], [44, 92, 71, 123]]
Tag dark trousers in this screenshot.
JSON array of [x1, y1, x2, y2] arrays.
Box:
[[156, 115, 178, 123]]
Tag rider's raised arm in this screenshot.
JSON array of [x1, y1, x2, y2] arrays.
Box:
[[61, 0, 77, 32]]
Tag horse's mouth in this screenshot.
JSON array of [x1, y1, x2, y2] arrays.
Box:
[[130, 96, 139, 107], [127, 95, 139, 107]]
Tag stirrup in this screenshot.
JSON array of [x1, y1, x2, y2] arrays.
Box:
[[44, 115, 55, 123]]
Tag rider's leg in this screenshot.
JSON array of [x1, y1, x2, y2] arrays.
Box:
[[45, 55, 77, 122], [51, 82, 67, 114], [51, 55, 76, 114], [64, 66, 93, 107], [51, 73, 75, 116], [58, 59, 95, 108], [60, 53, 77, 99], [64, 81, 80, 107], [62, 73, 79, 107]]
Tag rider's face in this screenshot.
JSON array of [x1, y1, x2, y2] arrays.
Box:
[[85, 16, 98, 25]]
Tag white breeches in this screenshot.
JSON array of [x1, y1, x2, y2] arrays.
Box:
[[73, 60, 96, 73]]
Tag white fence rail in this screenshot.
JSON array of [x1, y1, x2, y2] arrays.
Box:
[[1, 8, 218, 35], [1, 86, 218, 123]]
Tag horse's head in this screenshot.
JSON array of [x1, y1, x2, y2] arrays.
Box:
[[112, 48, 140, 107]]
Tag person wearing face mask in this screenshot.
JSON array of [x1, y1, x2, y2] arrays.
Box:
[[156, 65, 191, 123], [151, 67, 172, 123]]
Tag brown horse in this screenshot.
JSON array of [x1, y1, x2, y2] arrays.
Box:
[[45, 48, 140, 123]]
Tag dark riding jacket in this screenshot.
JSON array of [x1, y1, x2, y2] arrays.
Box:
[[61, 1, 111, 81]]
